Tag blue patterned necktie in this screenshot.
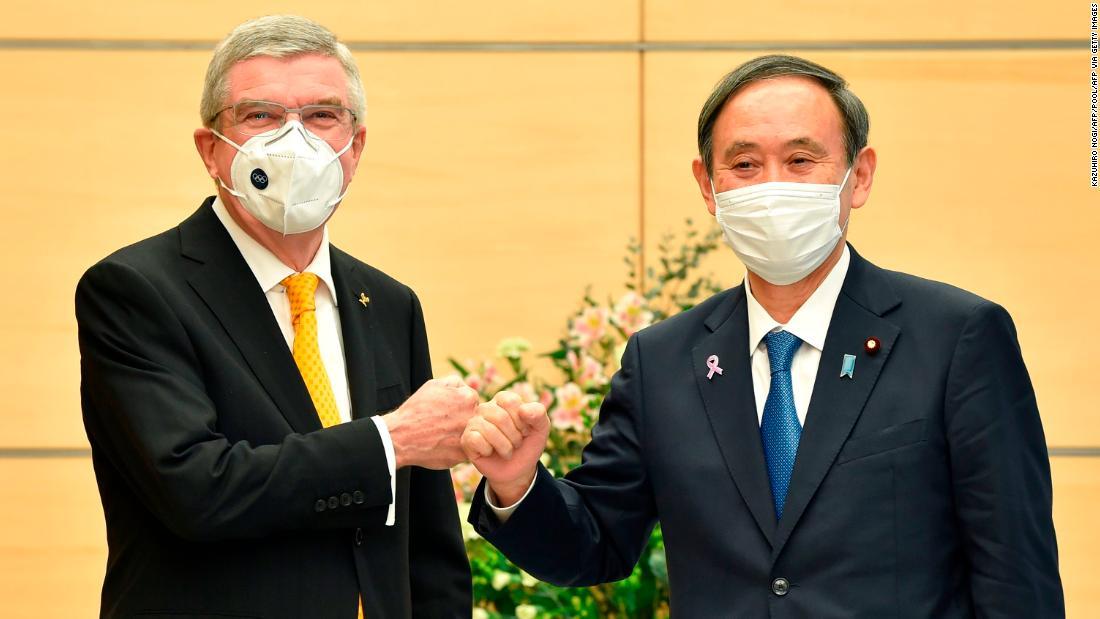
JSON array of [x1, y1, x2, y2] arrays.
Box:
[[760, 330, 804, 520]]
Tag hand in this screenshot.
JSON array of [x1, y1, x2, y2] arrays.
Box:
[[383, 375, 480, 469], [462, 391, 549, 507]]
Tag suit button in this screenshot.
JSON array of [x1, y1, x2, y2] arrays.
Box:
[[354, 527, 364, 547], [772, 577, 790, 596], [352, 490, 365, 505], [314, 499, 327, 513], [341, 492, 352, 507], [328, 496, 340, 510]]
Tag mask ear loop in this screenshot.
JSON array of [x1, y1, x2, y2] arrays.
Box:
[[321, 134, 356, 210], [210, 129, 249, 199]]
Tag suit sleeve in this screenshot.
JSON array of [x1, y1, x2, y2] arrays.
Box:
[[76, 260, 393, 542], [944, 301, 1065, 616], [404, 290, 473, 616], [469, 335, 658, 587]]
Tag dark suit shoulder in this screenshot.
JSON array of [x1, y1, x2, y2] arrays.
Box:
[[82, 225, 183, 280], [78, 225, 185, 296], [875, 266, 1000, 320]]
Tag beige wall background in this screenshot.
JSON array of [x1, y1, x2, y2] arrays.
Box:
[[0, 1, 1095, 616]]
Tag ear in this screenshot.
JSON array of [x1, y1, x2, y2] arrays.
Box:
[[344, 124, 368, 182], [849, 146, 877, 211], [194, 128, 220, 180], [692, 157, 717, 216]]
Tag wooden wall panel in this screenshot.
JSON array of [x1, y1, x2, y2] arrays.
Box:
[[0, 1, 639, 42], [0, 50, 212, 448], [1050, 457, 1099, 619], [338, 51, 641, 385], [642, 50, 1096, 446], [644, 1, 1080, 42], [0, 49, 640, 447], [0, 456, 1091, 617], [0, 459, 105, 619]]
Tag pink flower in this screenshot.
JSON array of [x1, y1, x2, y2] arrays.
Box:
[[578, 355, 607, 388], [611, 291, 654, 337], [550, 383, 587, 432], [551, 407, 584, 433], [567, 350, 607, 388], [511, 381, 539, 403], [571, 306, 610, 349], [462, 360, 502, 395], [482, 363, 499, 385]]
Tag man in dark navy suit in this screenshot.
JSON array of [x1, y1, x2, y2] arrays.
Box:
[[461, 55, 1064, 617]]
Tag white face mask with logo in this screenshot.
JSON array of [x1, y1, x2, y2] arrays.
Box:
[[213, 120, 353, 235], [711, 167, 853, 286]]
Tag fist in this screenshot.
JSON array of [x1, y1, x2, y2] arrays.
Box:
[[384, 375, 480, 470], [462, 391, 549, 506]]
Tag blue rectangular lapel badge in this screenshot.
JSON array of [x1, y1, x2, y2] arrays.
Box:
[[840, 354, 856, 379]]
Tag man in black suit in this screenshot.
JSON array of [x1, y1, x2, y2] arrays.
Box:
[[462, 55, 1064, 617], [77, 15, 474, 618]]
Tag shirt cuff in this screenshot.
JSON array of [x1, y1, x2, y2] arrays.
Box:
[[370, 416, 397, 526], [483, 473, 538, 524]]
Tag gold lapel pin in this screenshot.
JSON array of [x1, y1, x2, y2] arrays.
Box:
[[358, 292, 370, 308]]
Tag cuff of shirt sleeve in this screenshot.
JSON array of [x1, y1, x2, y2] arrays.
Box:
[[370, 416, 397, 526], [483, 473, 538, 524]]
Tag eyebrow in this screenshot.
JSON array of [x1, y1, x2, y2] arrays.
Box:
[[311, 96, 345, 107], [723, 137, 829, 159]]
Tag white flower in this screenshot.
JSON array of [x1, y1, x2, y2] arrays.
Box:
[[454, 501, 481, 541], [472, 609, 490, 619], [520, 570, 538, 588], [515, 604, 539, 619], [491, 570, 512, 591], [496, 337, 532, 359]]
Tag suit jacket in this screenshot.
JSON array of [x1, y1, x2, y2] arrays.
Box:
[[470, 245, 1063, 618], [76, 198, 471, 618]]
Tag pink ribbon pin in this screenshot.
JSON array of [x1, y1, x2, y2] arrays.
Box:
[[706, 354, 723, 380]]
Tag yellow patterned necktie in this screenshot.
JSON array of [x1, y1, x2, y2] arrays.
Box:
[[281, 273, 340, 428], [281, 273, 365, 619]]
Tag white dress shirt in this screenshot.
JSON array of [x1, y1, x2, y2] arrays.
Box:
[[212, 197, 397, 525], [746, 245, 850, 426], [487, 246, 851, 520]]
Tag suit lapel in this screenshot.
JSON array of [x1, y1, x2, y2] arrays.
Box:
[[693, 288, 777, 546], [770, 246, 902, 560], [181, 199, 322, 434], [330, 249, 379, 420]]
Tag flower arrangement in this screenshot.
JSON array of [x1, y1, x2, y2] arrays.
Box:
[[450, 220, 726, 618]]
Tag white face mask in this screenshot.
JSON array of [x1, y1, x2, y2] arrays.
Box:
[[711, 167, 853, 286], [213, 120, 353, 235]]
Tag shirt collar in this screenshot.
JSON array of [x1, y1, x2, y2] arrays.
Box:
[[745, 244, 850, 355], [211, 196, 339, 305]]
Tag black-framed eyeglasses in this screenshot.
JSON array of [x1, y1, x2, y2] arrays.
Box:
[[210, 100, 357, 140]]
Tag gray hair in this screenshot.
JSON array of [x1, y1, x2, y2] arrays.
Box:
[[697, 54, 869, 175], [200, 15, 365, 129]]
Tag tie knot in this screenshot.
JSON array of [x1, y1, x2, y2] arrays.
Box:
[[764, 330, 802, 374], [281, 272, 319, 318]]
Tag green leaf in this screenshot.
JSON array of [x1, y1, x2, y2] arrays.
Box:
[[448, 358, 470, 376]]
